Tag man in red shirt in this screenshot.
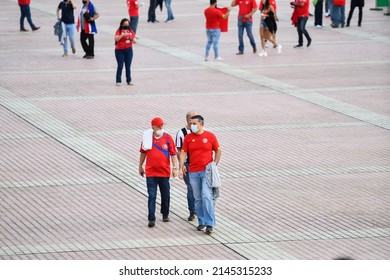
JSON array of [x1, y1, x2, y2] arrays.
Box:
[[204, 0, 230, 61], [231, 0, 258, 55], [18, 0, 40, 31], [290, 0, 312, 48], [126, 0, 142, 35], [139, 117, 178, 228], [179, 115, 222, 235]]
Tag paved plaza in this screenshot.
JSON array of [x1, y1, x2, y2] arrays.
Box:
[[0, 0, 389, 260]]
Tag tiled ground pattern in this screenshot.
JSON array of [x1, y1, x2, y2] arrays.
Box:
[[0, 0, 389, 260]]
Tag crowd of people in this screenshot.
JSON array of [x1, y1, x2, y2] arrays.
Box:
[[19, 0, 367, 83], [16, 0, 367, 235]]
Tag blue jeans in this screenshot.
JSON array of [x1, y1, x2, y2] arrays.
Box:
[[328, 0, 336, 24], [130, 16, 139, 34], [184, 163, 195, 213], [146, 177, 170, 221], [19, 5, 36, 29], [237, 19, 256, 53], [333, 5, 345, 26], [164, 0, 174, 21], [297, 17, 311, 45], [63, 23, 75, 54], [205, 29, 221, 59], [115, 47, 133, 83], [189, 171, 215, 227]]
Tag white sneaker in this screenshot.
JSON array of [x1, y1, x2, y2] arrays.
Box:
[[258, 50, 267, 57], [116, 82, 121, 86], [315, 25, 323, 28], [204, 57, 208, 61], [215, 57, 223, 61], [277, 45, 282, 54]]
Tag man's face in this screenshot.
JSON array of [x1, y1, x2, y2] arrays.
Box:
[[190, 119, 201, 132]]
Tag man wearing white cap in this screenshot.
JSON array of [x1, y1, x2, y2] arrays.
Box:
[[139, 117, 178, 227]]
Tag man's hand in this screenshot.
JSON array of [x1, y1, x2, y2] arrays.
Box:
[[139, 166, 145, 177]]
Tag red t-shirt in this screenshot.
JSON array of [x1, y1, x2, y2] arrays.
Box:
[[140, 133, 177, 177], [182, 131, 220, 172], [295, 0, 309, 18], [127, 0, 139, 17], [115, 28, 135, 49], [204, 7, 224, 29], [18, 0, 30, 5], [234, 0, 258, 22]]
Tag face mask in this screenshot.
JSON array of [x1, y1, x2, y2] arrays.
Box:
[[155, 129, 164, 136], [121, 26, 129, 30], [190, 124, 198, 133]]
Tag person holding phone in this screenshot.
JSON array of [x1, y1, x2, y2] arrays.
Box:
[[77, 0, 99, 59], [115, 18, 136, 86]]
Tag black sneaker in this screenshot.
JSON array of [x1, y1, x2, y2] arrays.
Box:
[[163, 216, 170, 222], [307, 38, 312, 47], [197, 225, 205, 231], [293, 44, 303, 48], [206, 226, 213, 234], [148, 221, 155, 227], [188, 212, 195, 221]]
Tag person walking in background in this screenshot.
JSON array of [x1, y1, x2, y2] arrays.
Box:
[[139, 117, 178, 228], [18, 0, 40, 32], [179, 115, 222, 235], [115, 18, 136, 86], [346, 0, 364, 27], [314, 0, 324, 28], [204, 0, 230, 61], [290, 0, 312, 48], [77, 0, 99, 59], [127, 0, 143, 34], [164, 0, 174, 22], [176, 111, 198, 222], [231, 0, 258, 55], [57, 0, 77, 57], [148, 0, 158, 23], [331, 0, 346, 28], [258, 0, 281, 57]]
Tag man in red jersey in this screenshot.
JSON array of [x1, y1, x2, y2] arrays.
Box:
[[231, 0, 258, 55], [179, 115, 221, 235], [204, 0, 230, 61], [126, 0, 142, 35], [139, 117, 178, 228], [291, 0, 312, 47], [18, 0, 40, 31]]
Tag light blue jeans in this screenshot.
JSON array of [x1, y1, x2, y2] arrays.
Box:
[[164, 0, 174, 21], [189, 171, 215, 227], [63, 23, 75, 54], [205, 29, 221, 59]]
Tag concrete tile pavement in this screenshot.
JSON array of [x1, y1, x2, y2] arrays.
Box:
[[0, 0, 389, 259]]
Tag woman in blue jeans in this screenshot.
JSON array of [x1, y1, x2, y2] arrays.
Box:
[[164, 0, 174, 22], [114, 18, 136, 86]]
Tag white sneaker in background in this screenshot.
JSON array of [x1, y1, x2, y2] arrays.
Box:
[[215, 57, 223, 61], [277, 45, 282, 54]]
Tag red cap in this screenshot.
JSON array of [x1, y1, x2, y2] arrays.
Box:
[[151, 117, 164, 127]]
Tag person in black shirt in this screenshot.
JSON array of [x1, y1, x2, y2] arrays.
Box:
[[57, 0, 77, 57]]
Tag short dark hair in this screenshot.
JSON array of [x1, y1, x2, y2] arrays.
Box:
[[210, 0, 217, 5], [191, 115, 204, 126]]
